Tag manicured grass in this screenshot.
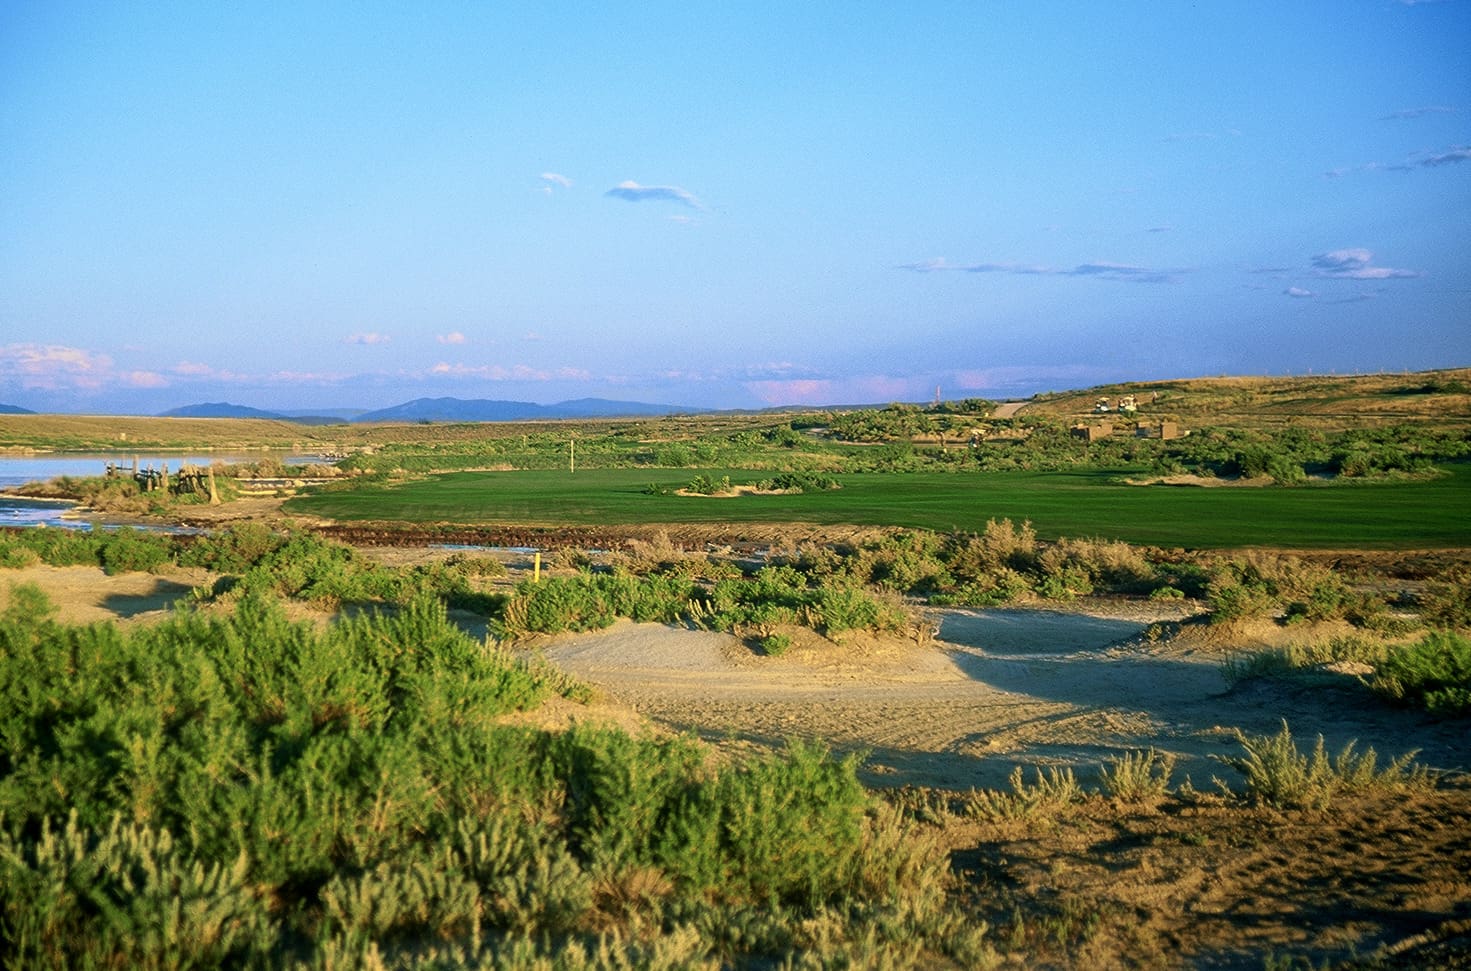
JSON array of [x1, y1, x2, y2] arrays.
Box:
[[287, 464, 1471, 549]]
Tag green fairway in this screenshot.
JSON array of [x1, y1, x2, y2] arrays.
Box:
[[287, 464, 1471, 549]]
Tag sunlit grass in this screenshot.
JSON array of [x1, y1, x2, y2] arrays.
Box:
[[287, 464, 1471, 549]]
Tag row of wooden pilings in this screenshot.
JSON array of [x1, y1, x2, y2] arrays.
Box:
[[104, 460, 221, 504]]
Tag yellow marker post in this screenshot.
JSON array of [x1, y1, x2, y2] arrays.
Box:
[[533, 551, 541, 583]]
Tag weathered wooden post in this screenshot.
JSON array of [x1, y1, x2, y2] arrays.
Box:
[[207, 466, 220, 505], [533, 551, 542, 583]]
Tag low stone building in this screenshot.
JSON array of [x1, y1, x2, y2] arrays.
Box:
[[1070, 422, 1113, 442], [1134, 421, 1184, 440]]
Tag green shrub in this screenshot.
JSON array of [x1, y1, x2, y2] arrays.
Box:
[[1211, 721, 1430, 810], [759, 633, 792, 656], [660, 741, 872, 908], [177, 521, 282, 572], [1099, 749, 1176, 802], [1419, 568, 1471, 629], [97, 527, 172, 575], [0, 539, 40, 569], [1371, 631, 1471, 716], [3, 526, 100, 567], [812, 584, 905, 637], [965, 766, 1082, 822], [0, 812, 272, 969], [756, 471, 840, 493], [237, 531, 399, 607], [0, 536, 986, 964], [684, 473, 731, 495], [1205, 575, 1275, 624]]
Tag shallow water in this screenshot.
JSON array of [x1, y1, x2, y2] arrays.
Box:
[[0, 452, 322, 490], [0, 452, 322, 530], [0, 496, 82, 529]]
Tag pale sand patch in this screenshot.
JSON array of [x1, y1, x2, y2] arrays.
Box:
[[5, 562, 1461, 798], [534, 605, 1467, 791], [2, 563, 209, 625]]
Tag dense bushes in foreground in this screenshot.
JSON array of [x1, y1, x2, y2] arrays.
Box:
[[0, 587, 977, 968]]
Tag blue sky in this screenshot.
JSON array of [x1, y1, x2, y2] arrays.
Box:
[[2, 2, 1467, 414]]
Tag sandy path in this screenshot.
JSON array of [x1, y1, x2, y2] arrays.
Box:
[[990, 400, 1026, 419], [539, 607, 1468, 790], [6, 563, 1462, 795]]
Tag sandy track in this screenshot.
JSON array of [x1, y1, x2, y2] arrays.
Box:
[[6, 563, 1463, 793], [538, 606, 1468, 790]]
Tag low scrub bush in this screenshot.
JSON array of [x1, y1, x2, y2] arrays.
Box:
[[1099, 748, 1176, 802], [1371, 631, 1471, 716], [683, 473, 732, 495], [1419, 567, 1471, 629], [176, 521, 282, 572], [1211, 720, 1431, 810], [96, 527, 173, 575], [965, 766, 1083, 822], [1204, 553, 1377, 627], [0, 584, 969, 966], [1222, 635, 1390, 685], [754, 471, 840, 493], [0, 526, 103, 568]]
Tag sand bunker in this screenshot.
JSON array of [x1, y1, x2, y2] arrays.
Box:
[[537, 606, 1468, 790]]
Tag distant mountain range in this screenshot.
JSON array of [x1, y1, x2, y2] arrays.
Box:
[[0, 403, 36, 415], [157, 402, 353, 425], [155, 397, 700, 424]]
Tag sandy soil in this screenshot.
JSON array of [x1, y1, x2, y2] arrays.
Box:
[[7, 562, 1464, 791], [522, 606, 1471, 965], [3, 563, 213, 625], [529, 604, 1467, 791]]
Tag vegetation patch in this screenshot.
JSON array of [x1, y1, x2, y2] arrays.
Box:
[[0, 586, 984, 969], [1211, 721, 1432, 810]]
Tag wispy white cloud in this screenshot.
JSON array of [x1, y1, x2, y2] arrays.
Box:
[[539, 172, 572, 188], [1310, 249, 1419, 280], [345, 332, 391, 345], [605, 180, 704, 209], [427, 362, 592, 382], [436, 331, 466, 345], [267, 369, 349, 385], [1422, 146, 1471, 166], [1380, 105, 1456, 121], [899, 257, 1183, 284], [1284, 286, 1315, 299], [1325, 144, 1470, 177], [121, 370, 169, 388]]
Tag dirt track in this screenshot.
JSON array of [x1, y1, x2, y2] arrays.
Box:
[[534, 604, 1469, 791]]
